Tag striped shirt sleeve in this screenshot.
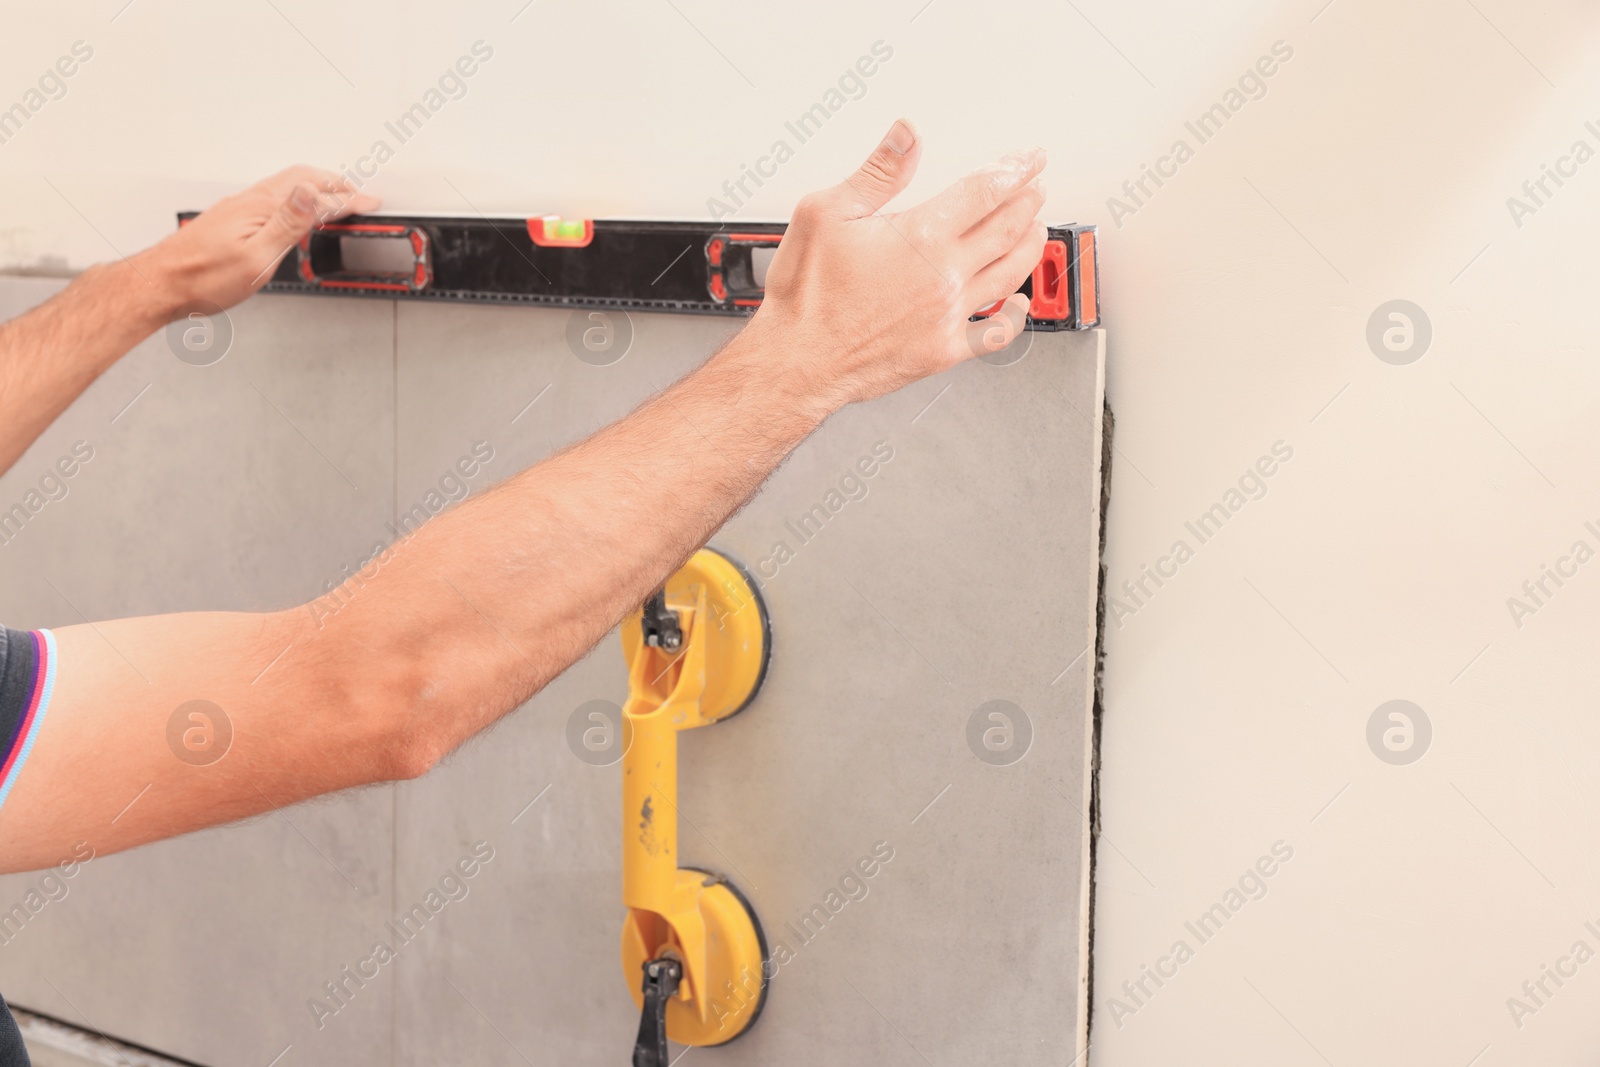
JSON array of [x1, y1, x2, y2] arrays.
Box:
[[0, 627, 56, 812]]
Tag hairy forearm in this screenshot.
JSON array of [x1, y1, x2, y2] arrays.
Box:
[[0, 258, 176, 472], [318, 317, 829, 769], [0, 320, 827, 872]]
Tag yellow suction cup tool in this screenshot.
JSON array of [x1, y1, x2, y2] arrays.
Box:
[[619, 548, 770, 1061]]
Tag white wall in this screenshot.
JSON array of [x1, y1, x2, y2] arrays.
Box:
[[5, 0, 1600, 1062]]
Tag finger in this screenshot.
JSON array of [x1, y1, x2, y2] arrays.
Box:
[[962, 293, 1031, 361], [961, 177, 1045, 270], [925, 147, 1046, 236], [815, 119, 921, 219], [257, 166, 371, 207], [312, 188, 382, 223], [965, 222, 1048, 311], [253, 181, 322, 254]]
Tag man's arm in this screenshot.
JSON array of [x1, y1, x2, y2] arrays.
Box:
[[0, 167, 378, 474], [0, 121, 1048, 873]]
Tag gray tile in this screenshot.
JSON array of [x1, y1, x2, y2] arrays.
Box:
[[389, 302, 1104, 1066]]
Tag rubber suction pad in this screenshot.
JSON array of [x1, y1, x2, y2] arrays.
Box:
[[620, 870, 769, 1046], [621, 547, 770, 723]]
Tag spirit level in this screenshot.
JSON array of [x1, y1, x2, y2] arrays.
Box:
[[177, 213, 1100, 329]]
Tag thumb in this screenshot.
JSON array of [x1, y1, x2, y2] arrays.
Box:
[[831, 119, 920, 218], [257, 182, 321, 251]]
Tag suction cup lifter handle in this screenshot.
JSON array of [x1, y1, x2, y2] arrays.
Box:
[[633, 958, 682, 1067], [617, 549, 773, 1052]]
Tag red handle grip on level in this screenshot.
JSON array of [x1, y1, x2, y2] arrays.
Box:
[[296, 223, 432, 293]]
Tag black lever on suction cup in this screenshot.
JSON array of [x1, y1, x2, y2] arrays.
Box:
[[632, 957, 682, 1067], [640, 589, 683, 651]]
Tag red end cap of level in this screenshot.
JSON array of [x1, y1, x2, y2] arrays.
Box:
[[1076, 231, 1097, 324]]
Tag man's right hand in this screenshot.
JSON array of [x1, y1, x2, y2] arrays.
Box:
[[752, 119, 1048, 412]]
